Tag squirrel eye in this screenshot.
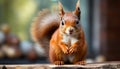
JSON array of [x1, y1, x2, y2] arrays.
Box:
[[61, 21, 64, 25], [76, 21, 79, 24]]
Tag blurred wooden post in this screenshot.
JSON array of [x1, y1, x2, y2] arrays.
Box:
[[100, 0, 120, 60]]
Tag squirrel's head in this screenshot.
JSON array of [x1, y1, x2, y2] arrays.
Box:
[[59, 0, 81, 35]]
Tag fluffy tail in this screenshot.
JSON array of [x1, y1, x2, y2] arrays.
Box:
[[31, 9, 60, 56]]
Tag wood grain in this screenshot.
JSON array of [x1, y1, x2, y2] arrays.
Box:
[[0, 62, 120, 69]]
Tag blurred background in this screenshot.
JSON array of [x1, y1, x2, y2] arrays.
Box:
[[0, 0, 120, 64]]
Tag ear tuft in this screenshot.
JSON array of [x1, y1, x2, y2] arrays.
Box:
[[74, 0, 81, 19], [59, 2, 65, 18], [76, 0, 80, 9]]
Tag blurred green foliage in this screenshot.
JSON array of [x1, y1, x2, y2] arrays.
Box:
[[0, 0, 52, 40], [0, 0, 87, 41]]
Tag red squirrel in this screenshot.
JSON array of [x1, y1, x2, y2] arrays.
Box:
[[31, 0, 87, 65]]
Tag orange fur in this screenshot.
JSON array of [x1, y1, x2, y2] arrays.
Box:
[[50, 27, 87, 65]]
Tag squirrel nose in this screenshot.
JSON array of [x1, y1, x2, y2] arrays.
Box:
[[69, 29, 73, 33]]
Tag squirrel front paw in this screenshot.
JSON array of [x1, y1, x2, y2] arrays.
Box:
[[62, 46, 69, 55], [69, 46, 77, 54]]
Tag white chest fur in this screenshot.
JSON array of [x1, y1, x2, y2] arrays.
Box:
[[61, 34, 79, 62], [61, 34, 78, 47]]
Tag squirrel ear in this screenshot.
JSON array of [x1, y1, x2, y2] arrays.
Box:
[[74, 0, 81, 19], [59, 2, 65, 18]]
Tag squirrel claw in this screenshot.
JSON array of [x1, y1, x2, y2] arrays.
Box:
[[75, 61, 86, 65], [69, 46, 76, 54], [54, 61, 64, 65]]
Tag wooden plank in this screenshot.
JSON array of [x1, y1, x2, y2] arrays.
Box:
[[0, 62, 120, 69]]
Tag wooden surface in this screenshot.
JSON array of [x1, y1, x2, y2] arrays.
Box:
[[0, 62, 120, 69]]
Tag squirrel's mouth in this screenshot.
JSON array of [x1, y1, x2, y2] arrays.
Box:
[[69, 32, 73, 35]]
